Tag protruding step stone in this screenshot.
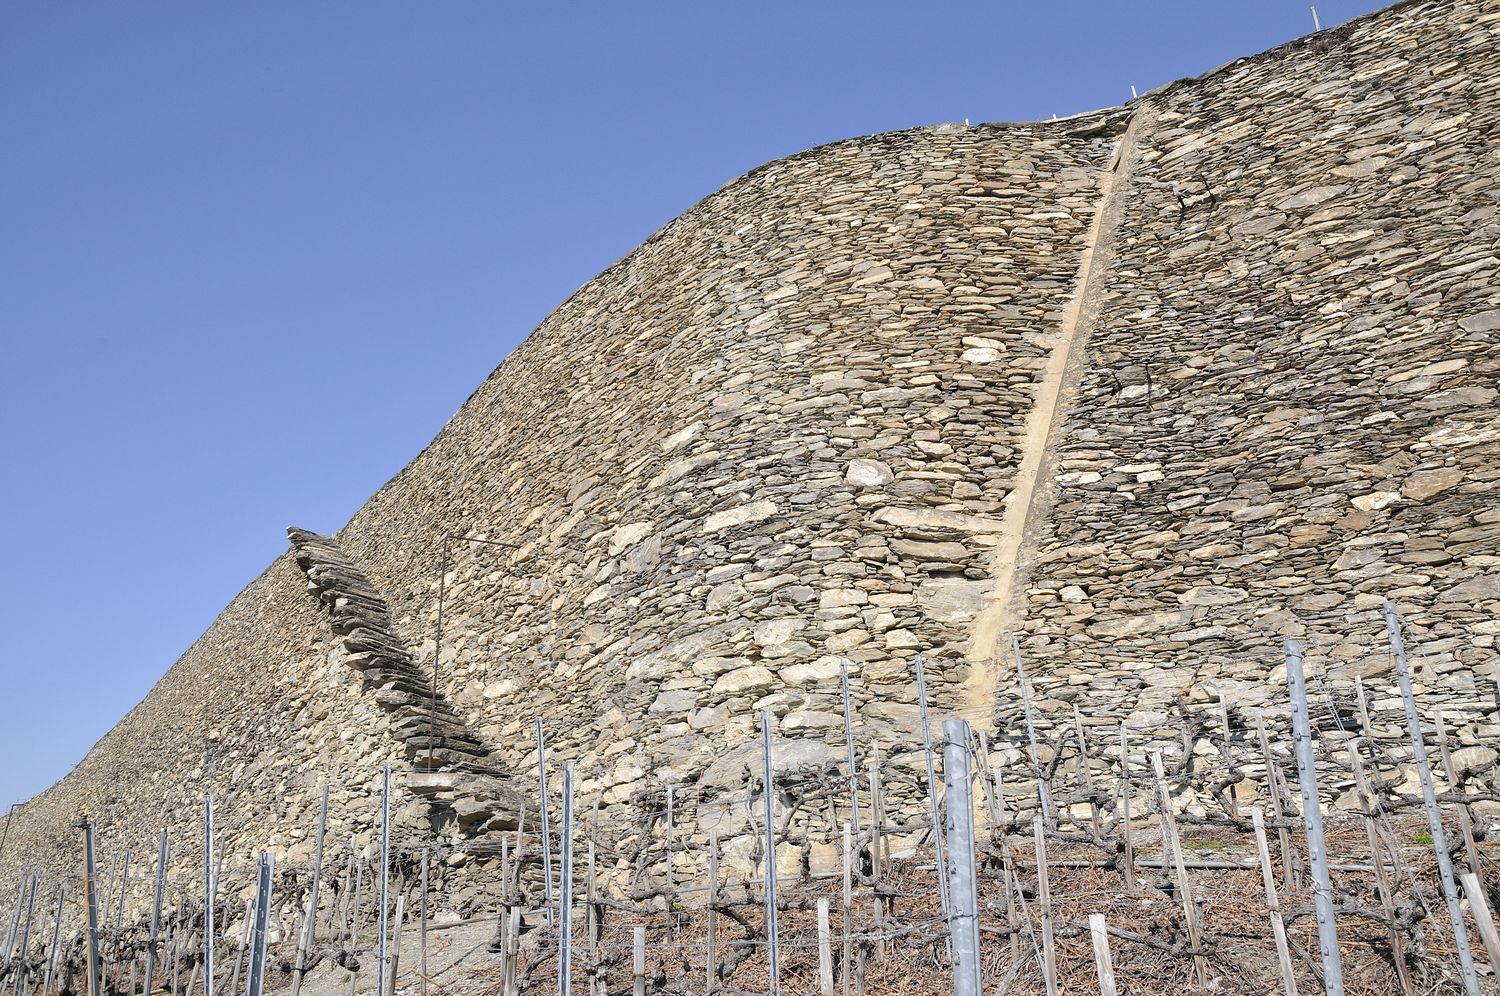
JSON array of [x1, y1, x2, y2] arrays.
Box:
[[287, 525, 523, 832]]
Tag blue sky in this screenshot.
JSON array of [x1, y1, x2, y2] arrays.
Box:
[[0, 0, 1389, 807]]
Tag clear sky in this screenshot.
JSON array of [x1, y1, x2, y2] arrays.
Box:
[[0, 0, 1390, 808]]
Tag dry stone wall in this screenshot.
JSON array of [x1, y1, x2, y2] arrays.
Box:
[[2, 556, 425, 917], [4, 115, 1124, 907], [1002, 0, 1500, 749], [5, 0, 1498, 924], [287, 527, 524, 836], [342, 118, 1122, 828]]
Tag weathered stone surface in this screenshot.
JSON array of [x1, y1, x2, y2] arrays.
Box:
[[608, 520, 655, 555], [703, 500, 778, 532], [1459, 310, 1500, 333], [1353, 491, 1401, 512], [916, 578, 991, 622], [1007, 0, 1500, 741], [9, 0, 1499, 928], [1402, 467, 1463, 502], [845, 459, 895, 487], [871, 507, 1007, 534], [712, 665, 776, 697], [1443, 575, 1500, 603]]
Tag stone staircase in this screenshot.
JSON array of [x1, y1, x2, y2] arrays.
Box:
[[287, 527, 524, 833]]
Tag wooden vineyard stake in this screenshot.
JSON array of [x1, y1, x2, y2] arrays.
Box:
[[841, 823, 852, 996], [376, 764, 392, 996], [535, 718, 556, 931], [201, 799, 214, 996], [1434, 710, 1482, 878], [589, 840, 603, 996], [291, 786, 327, 996], [418, 848, 429, 996], [42, 886, 64, 996], [501, 907, 519, 996], [1001, 839, 1019, 965], [632, 926, 646, 996], [914, 656, 951, 923], [1012, 637, 1055, 826], [228, 900, 252, 996], [1089, 914, 1117, 996], [1073, 707, 1102, 838], [172, 896, 184, 996], [866, 753, 886, 962], [493, 908, 509, 996], [706, 832, 718, 996], [558, 761, 576, 996], [1286, 640, 1345, 996], [1116, 724, 1136, 890], [1031, 819, 1059, 996], [83, 824, 102, 996], [387, 896, 404, 996], [348, 851, 364, 996], [817, 898, 834, 996], [335, 846, 353, 945], [1251, 807, 1299, 996], [841, 658, 861, 835], [976, 731, 1000, 832], [1458, 872, 1500, 977], [1346, 745, 1413, 995], [1257, 714, 1300, 889], [1385, 602, 1481, 996], [759, 709, 781, 996], [664, 784, 676, 920], [1151, 752, 1209, 988]]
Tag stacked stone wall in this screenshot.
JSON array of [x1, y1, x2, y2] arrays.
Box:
[[4, 558, 415, 900], [4, 117, 1124, 907], [350, 121, 1121, 809], [1005, 0, 1500, 743], [5, 0, 1498, 926]]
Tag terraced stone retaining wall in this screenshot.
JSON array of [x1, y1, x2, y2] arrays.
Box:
[[4, 0, 1496, 930]]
